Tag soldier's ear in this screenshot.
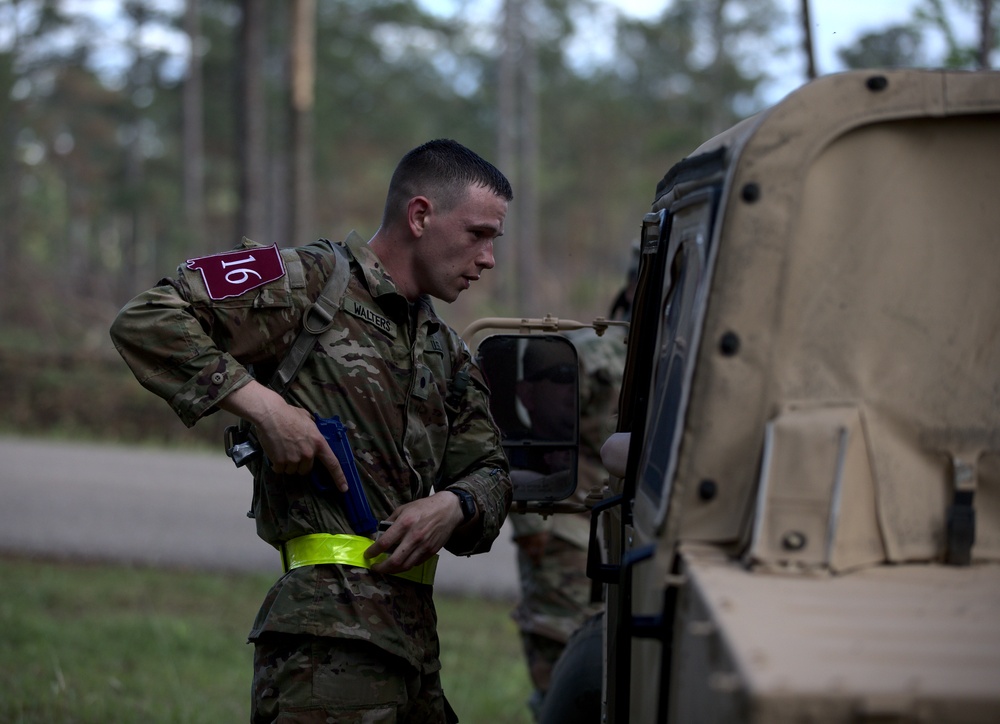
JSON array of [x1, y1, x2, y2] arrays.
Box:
[[406, 196, 432, 237]]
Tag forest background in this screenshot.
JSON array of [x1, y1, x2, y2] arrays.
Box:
[[0, 0, 995, 446]]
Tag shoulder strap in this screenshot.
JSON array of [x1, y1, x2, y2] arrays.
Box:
[[269, 242, 352, 396]]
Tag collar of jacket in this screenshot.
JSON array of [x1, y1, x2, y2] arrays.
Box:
[[341, 230, 442, 337]]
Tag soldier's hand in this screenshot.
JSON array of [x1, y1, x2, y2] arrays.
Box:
[[219, 380, 348, 492], [364, 494, 462, 574], [258, 406, 348, 493]]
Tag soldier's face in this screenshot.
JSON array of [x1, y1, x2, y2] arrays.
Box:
[[416, 184, 506, 303]]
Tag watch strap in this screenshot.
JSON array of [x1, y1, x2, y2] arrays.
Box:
[[452, 489, 476, 523]]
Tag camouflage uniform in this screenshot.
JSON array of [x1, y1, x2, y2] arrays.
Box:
[[509, 326, 627, 705], [110, 231, 511, 722]]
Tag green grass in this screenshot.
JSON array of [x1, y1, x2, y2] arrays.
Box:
[[0, 557, 533, 724]]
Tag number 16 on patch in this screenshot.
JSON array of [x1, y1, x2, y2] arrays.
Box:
[[186, 244, 286, 300]]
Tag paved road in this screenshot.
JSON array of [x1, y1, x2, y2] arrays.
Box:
[[0, 436, 520, 600]]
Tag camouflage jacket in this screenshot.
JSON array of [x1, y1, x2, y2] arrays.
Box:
[[110, 231, 512, 673]]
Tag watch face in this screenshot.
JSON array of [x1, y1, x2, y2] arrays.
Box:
[[457, 491, 475, 522]]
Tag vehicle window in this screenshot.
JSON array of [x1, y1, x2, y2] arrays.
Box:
[[636, 189, 717, 524]]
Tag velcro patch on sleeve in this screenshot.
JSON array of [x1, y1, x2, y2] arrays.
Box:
[[186, 244, 286, 300]]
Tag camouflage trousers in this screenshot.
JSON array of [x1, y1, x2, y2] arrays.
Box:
[[511, 534, 603, 696], [251, 633, 458, 723]]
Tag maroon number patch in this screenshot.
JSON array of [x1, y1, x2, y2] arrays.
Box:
[[186, 244, 286, 300]]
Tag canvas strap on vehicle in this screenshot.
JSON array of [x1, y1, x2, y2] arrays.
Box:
[[945, 456, 978, 566]]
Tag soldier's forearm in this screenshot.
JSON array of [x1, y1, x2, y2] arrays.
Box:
[[217, 378, 284, 426]]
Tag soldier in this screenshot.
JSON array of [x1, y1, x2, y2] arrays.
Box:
[[509, 259, 635, 719], [110, 139, 513, 723]]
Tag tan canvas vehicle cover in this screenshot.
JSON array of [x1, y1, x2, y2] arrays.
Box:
[[618, 69, 1000, 724], [641, 69, 1000, 572]]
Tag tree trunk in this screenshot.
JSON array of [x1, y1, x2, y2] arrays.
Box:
[[0, 0, 24, 306], [288, 0, 316, 247], [120, 0, 149, 300], [183, 0, 206, 250], [497, 0, 539, 314], [518, 11, 539, 315], [497, 0, 520, 309], [801, 0, 817, 79], [979, 0, 995, 69], [237, 0, 267, 242]]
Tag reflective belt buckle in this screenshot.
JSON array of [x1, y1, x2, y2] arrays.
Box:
[[280, 533, 437, 585]]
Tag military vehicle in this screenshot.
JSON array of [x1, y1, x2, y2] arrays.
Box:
[[470, 68, 1000, 723]]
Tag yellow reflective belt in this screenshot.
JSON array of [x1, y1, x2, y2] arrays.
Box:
[[280, 533, 438, 586]]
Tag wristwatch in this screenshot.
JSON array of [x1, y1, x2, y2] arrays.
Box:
[[452, 489, 477, 524]]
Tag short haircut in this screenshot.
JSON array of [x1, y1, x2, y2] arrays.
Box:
[[381, 139, 513, 227]]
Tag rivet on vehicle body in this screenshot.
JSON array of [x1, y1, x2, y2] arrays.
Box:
[[689, 620, 716, 637], [719, 331, 740, 356], [741, 182, 760, 203], [709, 672, 742, 693], [866, 75, 888, 91], [782, 531, 807, 551], [698, 479, 718, 501]]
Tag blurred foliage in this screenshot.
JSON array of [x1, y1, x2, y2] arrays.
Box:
[[0, 0, 992, 435], [0, 0, 782, 349], [838, 25, 927, 68], [0, 348, 229, 447]]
